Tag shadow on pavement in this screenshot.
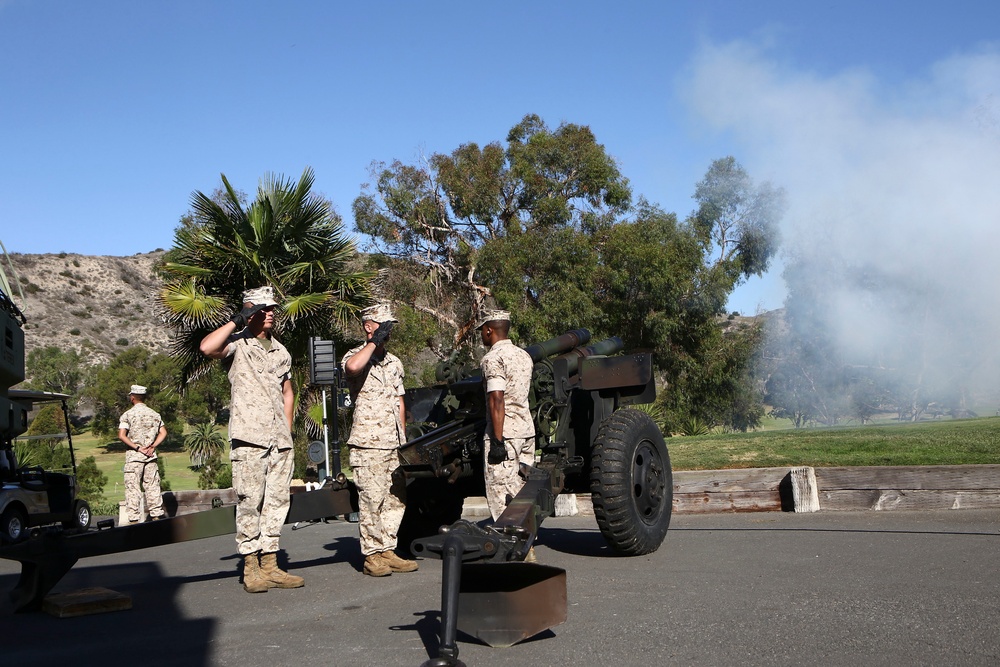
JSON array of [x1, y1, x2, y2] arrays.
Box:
[[1, 561, 218, 667]]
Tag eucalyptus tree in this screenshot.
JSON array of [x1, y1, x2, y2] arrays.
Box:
[[353, 114, 631, 344]]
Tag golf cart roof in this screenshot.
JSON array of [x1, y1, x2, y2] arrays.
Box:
[[7, 390, 71, 407]]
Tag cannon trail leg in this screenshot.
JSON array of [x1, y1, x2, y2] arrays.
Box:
[[421, 533, 466, 667]]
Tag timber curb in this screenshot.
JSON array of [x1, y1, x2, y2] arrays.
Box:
[[462, 464, 1000, 518]]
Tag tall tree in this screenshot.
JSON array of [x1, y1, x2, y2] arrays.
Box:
[[158, 167, 376, 382], [353, 114, 631, 343], [24, 346, 84, 412], [84, 346, 183, 439]]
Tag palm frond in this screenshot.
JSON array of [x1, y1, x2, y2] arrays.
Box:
[[159, 281, 227, 326]]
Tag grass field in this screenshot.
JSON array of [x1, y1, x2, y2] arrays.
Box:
[[68, 430, 209, 505], [668, 416, 1000, 470]]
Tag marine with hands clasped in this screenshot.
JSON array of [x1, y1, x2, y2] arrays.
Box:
[[118, 384, 167, 524], [478, 310, 537, 545], [199, 286, 304, 593], [342, 303, 419, 577]]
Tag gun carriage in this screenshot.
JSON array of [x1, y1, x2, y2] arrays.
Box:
[[397, 328, 673, 666]]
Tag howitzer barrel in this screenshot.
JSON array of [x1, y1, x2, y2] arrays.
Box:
[[556, 336, 624, 376], [525, 329, 591, 363]]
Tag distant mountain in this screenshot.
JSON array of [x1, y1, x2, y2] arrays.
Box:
[[6, 251, 170, 367]]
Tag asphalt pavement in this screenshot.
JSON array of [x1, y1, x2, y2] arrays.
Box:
[[3, 509, 999, 667]]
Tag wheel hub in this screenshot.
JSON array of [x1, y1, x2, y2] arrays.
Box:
[[631, 440, 666, 524]]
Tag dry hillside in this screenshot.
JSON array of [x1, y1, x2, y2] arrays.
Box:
[[6, 251, 169, 367]]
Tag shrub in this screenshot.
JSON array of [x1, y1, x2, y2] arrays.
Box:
[[76, 456, 107, 505]]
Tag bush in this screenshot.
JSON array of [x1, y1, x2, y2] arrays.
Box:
[[89, 500, 120, 517], [156, 457, 171, 492], [76, 456, 107, 505]]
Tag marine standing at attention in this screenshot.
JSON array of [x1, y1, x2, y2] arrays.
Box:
[[118, 384, 167, 524], [478, 310, 536, 525]]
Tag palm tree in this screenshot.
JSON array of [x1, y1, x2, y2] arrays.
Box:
[[158, 167, 376, 383], [183, 421, 227, 468]]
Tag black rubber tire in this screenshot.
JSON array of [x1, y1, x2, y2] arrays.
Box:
[[1, 505, 28, 543], [590, 408, 673, 556], [63, 500, 91, 531]]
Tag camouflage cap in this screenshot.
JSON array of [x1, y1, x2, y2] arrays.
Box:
[[361, 303, 399, 324], [242, 285, 278, 307], [476, 309, 511, 329], [129, 384, 147, 395]]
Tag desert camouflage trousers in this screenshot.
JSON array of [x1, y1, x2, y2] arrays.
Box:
[[484, 436, 536, 521], [231, 440, 294, 555], [350, 447, 407, 556], [123, 459, 164, 522]]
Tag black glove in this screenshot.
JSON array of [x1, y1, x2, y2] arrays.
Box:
[[230, 303, 266, 330], [488, 433, 508, 465], [369, 321, 394, 346]]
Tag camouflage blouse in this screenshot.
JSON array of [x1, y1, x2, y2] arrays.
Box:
[[342, 344, 405, 449], [481, 339, 535, 439], [118, 402, 163, 463], [224, 332, 293, 450]]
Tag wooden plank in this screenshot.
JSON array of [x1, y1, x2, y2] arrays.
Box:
[[43, 587, 132, 618], [814, 465, 1000, 491], [819, 489, 1000, 511], [673, 467, 790, 493], [674, 490, 782, 514]]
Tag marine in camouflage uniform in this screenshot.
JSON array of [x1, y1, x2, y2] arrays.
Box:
[[200, 286, 303, 593], [118, 385, 166, 523], [478, 310, 536, 522], [342, 303, 418, 577]]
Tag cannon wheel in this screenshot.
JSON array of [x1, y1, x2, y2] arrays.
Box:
[[590, 408, 672, 556]]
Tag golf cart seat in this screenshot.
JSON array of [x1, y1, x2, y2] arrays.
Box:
[[18, 466, 48, 491]]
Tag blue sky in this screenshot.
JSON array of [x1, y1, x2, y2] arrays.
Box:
[[2, 0, 998, 314]]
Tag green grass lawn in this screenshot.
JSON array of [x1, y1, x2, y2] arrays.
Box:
[[69, 430, 212, 505], [668, 416, 1000, 470]]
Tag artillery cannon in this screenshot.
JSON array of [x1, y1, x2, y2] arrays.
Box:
[[398, 329, 673, 666]]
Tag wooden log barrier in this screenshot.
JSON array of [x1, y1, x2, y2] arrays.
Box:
[[814, 465, 1000, 511], [671, 467, 790, 513]]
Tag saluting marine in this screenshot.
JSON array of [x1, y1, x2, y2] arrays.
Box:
[[342, 303, 419, 577], [200, 285, 304, 593]]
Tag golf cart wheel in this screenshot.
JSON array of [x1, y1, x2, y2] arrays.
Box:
[[1, 505, 28, 543], [63, 500, 92, 531], [590, 408, 673, 556]]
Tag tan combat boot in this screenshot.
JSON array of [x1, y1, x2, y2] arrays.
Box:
[[259, 552, 305, 588], [380, 550, 418, 573], [363, 553, 392, 577], [242, 553, 270, 593]]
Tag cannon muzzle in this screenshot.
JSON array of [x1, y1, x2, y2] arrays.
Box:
[[554, 335, 625, 376], [525, 329, 591, 363]]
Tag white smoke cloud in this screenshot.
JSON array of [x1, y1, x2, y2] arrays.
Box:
[[682, 40, 1000, 406]]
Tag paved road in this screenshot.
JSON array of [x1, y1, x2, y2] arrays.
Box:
[[3, 509, 999, 667]]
